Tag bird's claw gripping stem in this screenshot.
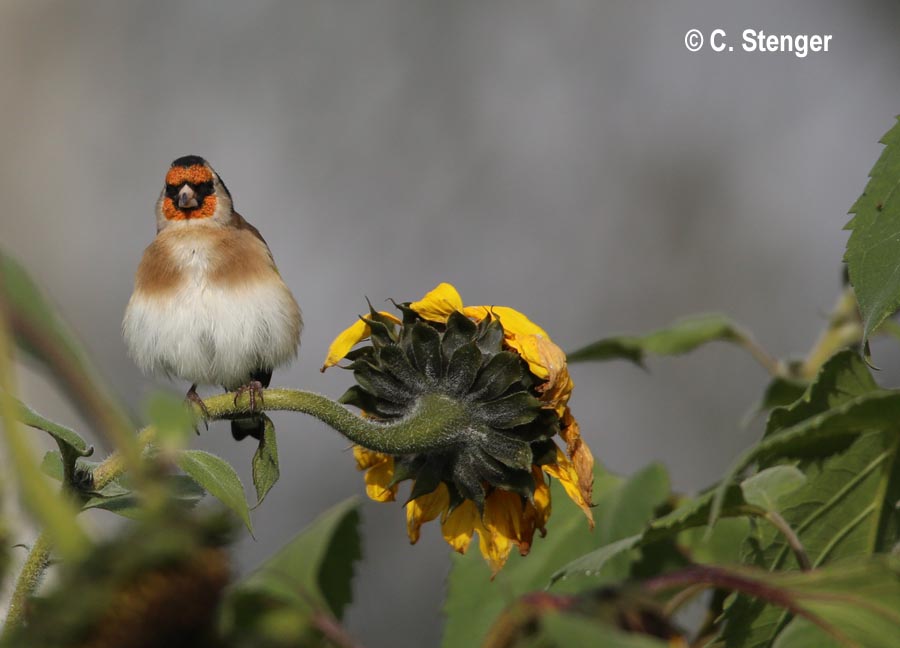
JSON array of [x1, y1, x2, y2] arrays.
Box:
[[185, 384, 209, 432], [233, 380, 265, 413]]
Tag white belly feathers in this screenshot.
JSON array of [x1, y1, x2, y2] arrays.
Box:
[[122, 230, 301, 390]]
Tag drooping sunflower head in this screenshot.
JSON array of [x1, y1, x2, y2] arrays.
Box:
[[324, 283, 595, 574]]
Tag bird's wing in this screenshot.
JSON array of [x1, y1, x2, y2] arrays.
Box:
[[232, 211, 270, 247]]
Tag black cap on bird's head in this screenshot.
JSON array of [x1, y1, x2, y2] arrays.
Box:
[[171, 155, 209, 169]]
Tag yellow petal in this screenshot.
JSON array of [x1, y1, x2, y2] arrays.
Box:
[[441, 499, 478, 554], [463, 305, 548, 337], [531, 466, 552, 533], [406, 483, 450, 544], [543, 446, 594, 528], [353, 446, 398, 502], [476, 524, 513, 577], [559, 410, 594, 508], [321, 312, 400, 371], [483, 489, 526, 546], [363, 459, 397, 502], [409, 283, 464, 322], [353, 445, 388, 470]]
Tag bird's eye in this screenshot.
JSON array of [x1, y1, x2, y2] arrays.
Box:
[[164, 184, 180, 200], [194, 181, 214, 198]]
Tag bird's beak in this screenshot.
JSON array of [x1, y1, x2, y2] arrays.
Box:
[[177, 184, 199, 209]]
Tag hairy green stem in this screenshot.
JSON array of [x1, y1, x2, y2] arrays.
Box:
[[203, 389, 470, 454], [92, 426, 155, 491], [93, 389, 468, 490], [3, 531, 51, 636], [4, 388, 465, 633]]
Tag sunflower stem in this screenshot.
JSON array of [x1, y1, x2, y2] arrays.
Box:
[[3, 531, 52, 637], [92, 389, 469, 491], [202, 389, 470, 454]]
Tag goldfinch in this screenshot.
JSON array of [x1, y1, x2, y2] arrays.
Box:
[[123, 156, 302, 439]]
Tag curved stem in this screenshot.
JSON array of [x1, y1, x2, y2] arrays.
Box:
[[763, 510, 811, 571], [735, 329, 784, 378], [739, 504, 811, 571], [2, 531, 51, 636], [92, 426, 155, 491], [202, 389, 470, 455], [92, 389, 469, 491]]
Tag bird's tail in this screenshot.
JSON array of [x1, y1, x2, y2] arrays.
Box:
[[231, 416, 265, 442]]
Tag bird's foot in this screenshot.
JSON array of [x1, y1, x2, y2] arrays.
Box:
[[185, 384, 209, 432], [233, 380, 265, 413]]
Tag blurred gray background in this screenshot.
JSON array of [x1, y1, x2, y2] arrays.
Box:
[[3, 1, 900, 646]]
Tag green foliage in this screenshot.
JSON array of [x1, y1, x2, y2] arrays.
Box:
[[747, 376, 808, 420], [443, 464, 668, 647], [251, 414, 280, 507], [844, 116, 900, 341], [13, 395, 92, 484], [658, 558, 900, 648], [568, 313, 752, 366], [739, 466, 806, 513], [176, 449, 253, 534], [41, 450, 205, 519], [529, 612, 671, 648], [717, 353, 900, 646], [220, 497, 362, 647], [81, 476, 205, 519]]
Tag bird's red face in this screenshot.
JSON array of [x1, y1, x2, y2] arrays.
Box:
[[162, 163, 218, 221]]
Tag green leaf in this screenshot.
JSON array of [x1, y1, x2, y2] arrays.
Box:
[[12, 396, 92, 490], [772, 618, 844, 648], [740, 466, 807, 513], [0, 251, 137, 459], [744, 376, 808, 423], [710, 391, 900, 528], [442, 463, 668, 648], [550, 484, 751, 586], [220, 498, 362, 645], [763, 350, 877, 439], [176, 449, 252, 533], [81, 475, 204, 519], [251, 415, 279, 507], [568, 314, 749, 366], [716, 352, 900, 646], [42, 449, 206, 519], [719, 428, 900, 647], [677, 517, 751, 565], [517, 609, 670, 648], [659, 558, 900, 648], [14, 397, 91, 458], [844, 116, 900, 342], [40, 450, 64, 481]]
